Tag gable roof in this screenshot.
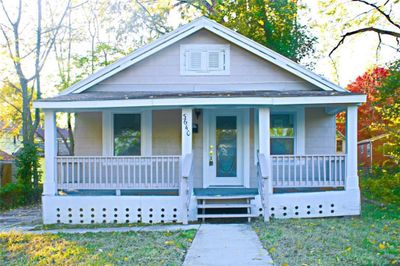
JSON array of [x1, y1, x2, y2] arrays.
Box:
[[60, 17, 347, 96]]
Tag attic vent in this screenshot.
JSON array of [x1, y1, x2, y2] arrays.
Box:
[[181, 44, 230, 75]]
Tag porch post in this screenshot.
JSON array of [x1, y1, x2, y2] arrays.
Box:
[[43, 110, 57, 196], [345, 105, 359, 190], [181, 108, 192, 224], [181, 108, 193, 156], [258, 107, 272, 221]]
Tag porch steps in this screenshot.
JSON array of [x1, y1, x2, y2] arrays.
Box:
[[198, 203, 253, 209], [195, 190, 257, 222], [197, 213, 258, 219]]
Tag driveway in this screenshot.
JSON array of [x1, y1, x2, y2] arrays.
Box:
[[0, 205, 42, 231]]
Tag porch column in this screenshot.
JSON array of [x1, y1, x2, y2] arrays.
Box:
[[181, 108, 193, 156], [345, 105, 359, 190], [180, 108, 192, 225], [258, 107, 272, 222], [43, 110, 57, 196], [258, 108, 272, 193]]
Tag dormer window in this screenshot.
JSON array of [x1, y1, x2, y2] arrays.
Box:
[[180, 44, 230, 75]]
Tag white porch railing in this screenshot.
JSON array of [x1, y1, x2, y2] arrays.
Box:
[[56, 156, 181, 190], [271, 155, 346, 188]]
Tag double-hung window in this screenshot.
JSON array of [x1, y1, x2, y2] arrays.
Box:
[[113, 114, 141, 156], [270, 114, 295, 155], [180, 44, 230, 75]]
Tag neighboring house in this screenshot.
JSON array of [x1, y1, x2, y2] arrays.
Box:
[[34, 17, 366, 225], [0, 149, 16, 187], [0, 125, 72, 156], [358, 134, 390, 172]]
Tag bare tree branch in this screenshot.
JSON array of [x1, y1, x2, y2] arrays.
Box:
[[330, 27, 400, 56], [352, 0, 400, 30]]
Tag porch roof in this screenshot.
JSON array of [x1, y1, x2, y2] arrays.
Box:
[[34, 90, 366, 109]]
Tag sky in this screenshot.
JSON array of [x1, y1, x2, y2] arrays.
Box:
[[0, 0, 399, 93]]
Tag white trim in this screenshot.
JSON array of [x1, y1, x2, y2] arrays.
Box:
[[105, 111, 152, 156], [102, 111, 112, 156], [43, 110, 57, 196], [142, 110, 152, 156], [346, 105, 359, 190], [56, 17, 347, 96], [253, 109, 259, 165], [181, 108, 193, 156], [34, 95, 367, 109], [202, 109, 249, 187], [180, 44, 230, 75], [270, 106, 305, 155]]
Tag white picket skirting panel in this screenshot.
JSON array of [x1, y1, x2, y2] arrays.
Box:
[[271, 155, 346, 188], [56, 156, 181, 190]]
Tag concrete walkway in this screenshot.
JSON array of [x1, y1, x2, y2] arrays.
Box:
[[183, 223, 274, 266]]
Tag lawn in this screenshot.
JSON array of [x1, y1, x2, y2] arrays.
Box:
[[253, 201, 400, 265], [0, 229, 196, 266]]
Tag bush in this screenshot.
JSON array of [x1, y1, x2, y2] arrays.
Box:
[[0, 183, 41, 210], [361, 166, 400, 205]]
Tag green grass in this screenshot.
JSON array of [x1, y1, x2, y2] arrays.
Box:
[[253, 201, 400, 265], [0, 229, 197, 266]]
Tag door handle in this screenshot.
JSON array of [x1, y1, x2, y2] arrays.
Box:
[[209, 145, 214, 166]]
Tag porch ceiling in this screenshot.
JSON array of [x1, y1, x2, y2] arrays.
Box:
[[34, 90, 366, 109]]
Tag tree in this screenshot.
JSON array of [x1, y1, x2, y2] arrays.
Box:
[[176, 0, 317, 65], [375, 60, 400, 163], [327, 0, 400, 56], [0, 0, 71, 189], [337, 67, 389, 140]]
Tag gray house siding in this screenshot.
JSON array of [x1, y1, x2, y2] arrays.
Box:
[[88, 30, 319, 93]]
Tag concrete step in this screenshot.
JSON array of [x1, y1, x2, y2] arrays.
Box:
[[197, 203, 254, 209], [196, 195, 256, 200], [197, 213, 258, 219]]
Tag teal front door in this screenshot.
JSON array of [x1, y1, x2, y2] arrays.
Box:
[[206, 109, 244, 187]]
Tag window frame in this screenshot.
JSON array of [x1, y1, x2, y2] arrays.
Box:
[[112, 113, 142, 156], [270, 112, 297, 155], [180, 44, 230, 75], [102, 110, 152, 156]]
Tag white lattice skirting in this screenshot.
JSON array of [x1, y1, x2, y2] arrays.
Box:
[[43, 196, 184, 224], [268, 190, 360, 219]]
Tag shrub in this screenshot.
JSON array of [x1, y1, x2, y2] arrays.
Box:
[[0, 183, 41, 210], [361, 166, 400, 205]]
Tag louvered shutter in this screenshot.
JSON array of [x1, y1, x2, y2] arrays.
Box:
[[187, 50, 202, 71]]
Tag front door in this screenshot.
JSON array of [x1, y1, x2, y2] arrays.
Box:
[[204, 109, 244, 187]]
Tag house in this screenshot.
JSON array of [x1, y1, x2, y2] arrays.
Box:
[[33, 17, 366, 225], [358, 134, 390, 172], [0, 149, 16, 187]]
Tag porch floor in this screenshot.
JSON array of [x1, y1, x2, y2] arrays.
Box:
[[58, 189, 179, 196], [273, 187, 344, 194], [193, 188, 258, 197]]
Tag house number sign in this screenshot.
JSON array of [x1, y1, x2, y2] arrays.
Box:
[[183, 114, 191, 136]]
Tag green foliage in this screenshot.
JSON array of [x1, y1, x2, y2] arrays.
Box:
[[0, 183, 40, 210], [374, 60, 400, 163], [10, 143, 43, 207], [361, 166, 400, 205], [198, 0, 317, 65], [253, 202, 400, 265]]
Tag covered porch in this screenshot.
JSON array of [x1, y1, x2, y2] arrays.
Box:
[[35, 91, 363, 224]]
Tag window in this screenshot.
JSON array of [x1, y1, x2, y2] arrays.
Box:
[[336, 139, 344, 153], [113, 114, 141, 156], [270, 114, 295, 155], [366, 143, 371, 157], [360, 145, 364, 154], [180, 44, 230, 75]]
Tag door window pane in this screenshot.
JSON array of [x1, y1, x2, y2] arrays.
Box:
[[114, 114, 141, 156], [270, 114, 295, 155], [216, 116, 237, 177]]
